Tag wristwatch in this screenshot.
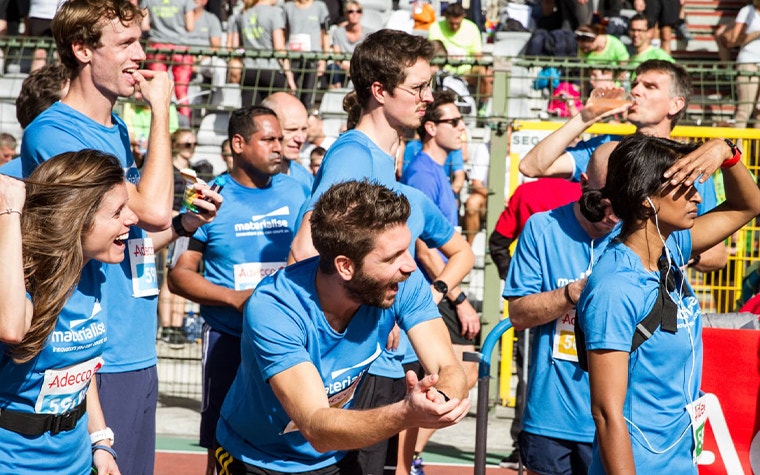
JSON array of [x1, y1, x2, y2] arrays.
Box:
[[432, 280, 448, 296], [452, 292, 468, 306], [172, 213, 193, 237]]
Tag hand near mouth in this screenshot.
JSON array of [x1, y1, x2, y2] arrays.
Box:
[[131, 69, 174, 112]]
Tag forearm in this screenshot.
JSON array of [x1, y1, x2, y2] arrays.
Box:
[[86, 383, 109, 439], [132, 107, 173, 231], [518, 114, 587, 177], [595, 412, 636, 475], [289, 213, 318, 264], [167, 268, 241, 309], [432, 363, 469, 400], [0, 213, 29, 343], [692, 242, 728, 273], [507, 286, 575, 331]]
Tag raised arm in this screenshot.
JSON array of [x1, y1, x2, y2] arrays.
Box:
[[0, 174, 31, 343], [508, 277, 586, 331]]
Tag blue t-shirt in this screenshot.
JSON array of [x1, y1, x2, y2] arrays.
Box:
[[21, 101, 158, 373], [192, 174, 309, 336], [505, 204, 615, 443], [577, 231, 701, 474], [401, 151, 459, 227], [568, 134, 717, 216], [0, 157, 22, 178], [403, 139, 464, 178], [216, 257, 440, 472], [0, 262, 107, 474], [288, 160, 315, 190]]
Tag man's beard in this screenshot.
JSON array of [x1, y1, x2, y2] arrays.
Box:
[[343, 267, 410, 309]]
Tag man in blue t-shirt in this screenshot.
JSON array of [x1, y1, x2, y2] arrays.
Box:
[[167, 106, 309, 475], [215, 181, 470, 474], [504, 150, 619, 475], [261, 92, 314, 191], [517, 59, 727, 272]]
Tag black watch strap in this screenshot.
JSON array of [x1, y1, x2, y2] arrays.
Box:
[[172, 214, 193, 237], [452, 292, 467, 306]]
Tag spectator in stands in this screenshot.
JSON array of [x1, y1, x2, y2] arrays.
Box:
[[262, 91, 314, 189], [575, 24, 630, 66], [428, 3, 482, 79], [309, 145, 325, 174], [299, 109, 335, 166], [715, 0, 760, 128], [142, 0, 196, 119], [518, 60, 728, 272], [227, 0, 296, 107], [27, 0, 61, 71], [577, 133, 760, 475], [282, 0, 331, 108], [0, 132, 17, 164], [221, 138, 233, 171], [640, 0, 679, 54], [0, 151, 134, 475], [461, 136, 491, 245], [627, 13, 674, 68], [20, 2, 217, 474], [168, 105, 308, 475], [329, 0, 371, 88], [14, 62, 70, 130], [186, 0, 225, 113]]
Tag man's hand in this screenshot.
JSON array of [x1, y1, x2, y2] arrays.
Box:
[[132, 69, 173, 112], [386, 324, 401, 351], [455, 298, 480, 340], [92, 448, 121, 475], [580, 87, 632, 123], [402, 372, 471, 429], [229, 288, 254, 313]]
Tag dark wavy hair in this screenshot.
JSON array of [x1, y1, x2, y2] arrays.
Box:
[[311, 180, 411, 274], [579, 134, 698, 238]]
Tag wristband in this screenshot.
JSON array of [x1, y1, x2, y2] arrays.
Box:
[[90, 427, 114, 445], [451, 292, 467, 306], [721, 139, 741, 169], [172, 214, 193, 237], [92, 444, 118, 460], [564, 284, 577, 306], [435, 388, 450, 402], [0, 208, 21, 217]]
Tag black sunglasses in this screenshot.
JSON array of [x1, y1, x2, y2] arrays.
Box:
[[434, 117, 464, 127], [347, 9, 362, 13], [177, 142, 197, 149]]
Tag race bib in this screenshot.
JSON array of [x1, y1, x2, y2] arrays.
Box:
[[128, 238, 159, 298], [686, 394, 709, 461], [552, 310, 579, 362], [35, 357, 103, 414], [233, 262, 285, 291], [288, 33, 311, 51]]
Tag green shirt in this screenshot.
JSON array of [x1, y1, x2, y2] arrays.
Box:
[[581, 34, 630, 66], [628, 45, 675, 69]]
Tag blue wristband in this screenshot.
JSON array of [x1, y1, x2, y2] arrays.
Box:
[[92, 444, 118, 460]]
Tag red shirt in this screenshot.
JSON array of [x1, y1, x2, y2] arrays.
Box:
[[494, 178, 581, 239]]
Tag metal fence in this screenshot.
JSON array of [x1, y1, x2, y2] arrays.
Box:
[[2, 36, 758, 404]]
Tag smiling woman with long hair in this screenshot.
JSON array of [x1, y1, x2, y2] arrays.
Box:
[[576, 134, 760, 474], [0, 150, 138, 475]]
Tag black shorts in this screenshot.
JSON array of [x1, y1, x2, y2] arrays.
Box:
[[200, 325, 241, 448], [215, 444, 360, 475], [645, 0, 679, 28], [439, 298, 476, 345]]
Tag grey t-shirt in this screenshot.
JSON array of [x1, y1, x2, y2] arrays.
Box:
[[230, 4, 286, 69], [185, 10, 222, 46], [142, 0, 195, 44], [282, 0, 329, 52], [331, 25, 372, 54]]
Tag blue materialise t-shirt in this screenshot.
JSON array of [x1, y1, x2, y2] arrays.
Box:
[[568, 134, 717, 216], [192, 173, 309, 336], [505, 204, 616, 443], [216, 257, 440, 472], [0, 262, 107, 474], [401, 151, 459, 227], [288, 160, 315, 190], [577, 231, 701, 474], [21, 101, 158, 373]]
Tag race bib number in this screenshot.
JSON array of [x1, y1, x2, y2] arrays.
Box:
[[686, 394, 709, 461], [288, 33, 311, 51], [35, 357, 103, 414], [233, 262, 285, 291], [128, 238, 159, 297], [552, 310, 579, 362]]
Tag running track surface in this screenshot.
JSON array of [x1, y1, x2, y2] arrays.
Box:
[[155, 450, 518, 475]]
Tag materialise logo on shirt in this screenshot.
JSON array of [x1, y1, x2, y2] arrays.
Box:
[[234, 206, 291, 237]]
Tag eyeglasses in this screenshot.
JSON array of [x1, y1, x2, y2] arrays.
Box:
[[434, 116, 464, 127], [347, 9, 362, 13], [177, 142, 197, 149], [396, 79, 434, 100]]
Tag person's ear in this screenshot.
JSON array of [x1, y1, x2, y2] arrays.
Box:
[[370, 81, 386, 104], [72, 42, 93, 64], [580, 172, 589, 188], [669, 96, 685, 118], [424, 120, 436, 137], [231, 134, 245, 154], [334, 255, 356, 281]]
